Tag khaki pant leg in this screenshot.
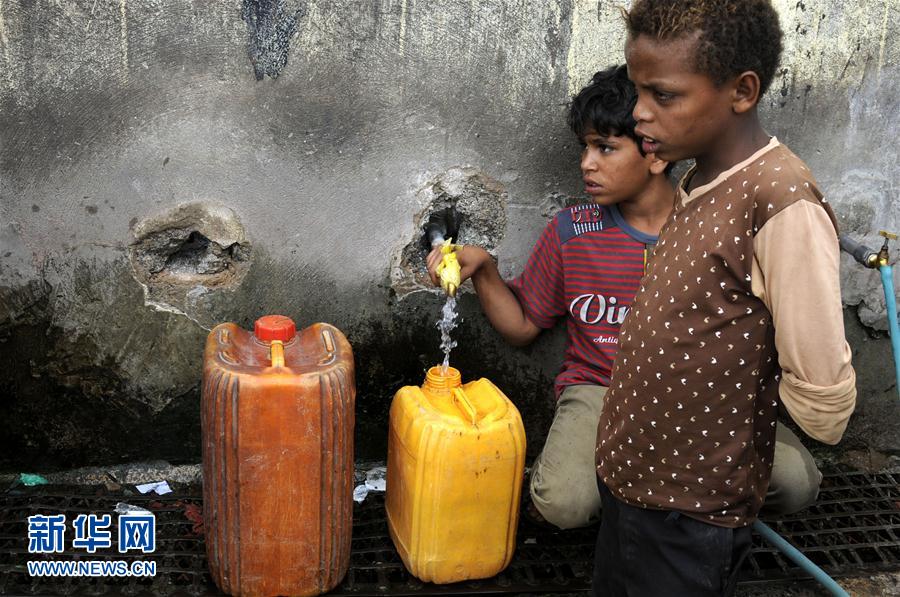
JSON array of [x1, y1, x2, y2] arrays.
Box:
[[762, 422, 823, 516], [529, 384, 606, 529]]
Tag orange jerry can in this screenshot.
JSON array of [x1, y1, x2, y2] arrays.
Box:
[[386, 366, 526, 584], [202, 315, 355, 597]]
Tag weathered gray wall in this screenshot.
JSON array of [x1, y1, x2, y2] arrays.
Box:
[[1, 0, 897, 472]]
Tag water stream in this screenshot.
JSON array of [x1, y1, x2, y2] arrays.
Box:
[[436, 295, 458, 375]]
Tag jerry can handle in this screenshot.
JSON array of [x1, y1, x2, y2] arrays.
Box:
[[270, 340, 285, 368], [452, 388, 478, 426]]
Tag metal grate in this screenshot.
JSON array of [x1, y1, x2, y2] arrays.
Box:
[[740, 468, 900, 584], [335, 493, 595, 595], [1, 467, 898, 596]]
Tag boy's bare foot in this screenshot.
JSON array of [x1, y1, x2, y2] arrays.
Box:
[[525, 500, 545, 523], [522, 498, 558, 531]]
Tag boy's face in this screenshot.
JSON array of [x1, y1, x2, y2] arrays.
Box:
[[580, 129, 656, 205], [625, 32, 736, 163]]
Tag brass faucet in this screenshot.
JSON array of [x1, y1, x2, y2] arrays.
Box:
[[877, 230, 897, 268]]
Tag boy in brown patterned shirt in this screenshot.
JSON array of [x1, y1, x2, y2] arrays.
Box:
[[593, 2, 857, 596]]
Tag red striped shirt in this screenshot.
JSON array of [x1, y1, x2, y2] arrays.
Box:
[[508, 203, 657, 398]]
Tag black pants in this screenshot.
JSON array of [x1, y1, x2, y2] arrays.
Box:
[[593, 481, 752, 597]]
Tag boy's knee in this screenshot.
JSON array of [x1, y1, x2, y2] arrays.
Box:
[[530, 475, 600, 529], [532, 491, 599, 529], [765, 446, 823, 515], [767, 472, 821, 515]]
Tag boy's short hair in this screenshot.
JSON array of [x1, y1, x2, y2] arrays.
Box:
[[568, 65, 641, 145], [625, 0, 783, 96], [569, 65, 674, 175]]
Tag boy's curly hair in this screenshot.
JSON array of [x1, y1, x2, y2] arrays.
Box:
[[625, 0, 783, 95], [568, 65, 640, 145]]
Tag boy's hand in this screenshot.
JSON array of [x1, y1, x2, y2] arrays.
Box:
[[426, 245, 491, 290], [427, 243, 540, 346]]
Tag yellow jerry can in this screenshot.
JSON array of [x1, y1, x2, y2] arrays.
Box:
[[385, 366, 526, 584]]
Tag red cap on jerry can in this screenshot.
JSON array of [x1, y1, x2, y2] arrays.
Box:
[[254, 315, 296, 342]]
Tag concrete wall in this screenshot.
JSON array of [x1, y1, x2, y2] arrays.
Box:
[[1, 0, 898, 472]]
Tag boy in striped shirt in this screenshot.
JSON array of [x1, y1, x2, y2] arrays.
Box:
[[428, 65, 672, 528]]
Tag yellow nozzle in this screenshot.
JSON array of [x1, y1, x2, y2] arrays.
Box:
[[435, 238, 461, 297]]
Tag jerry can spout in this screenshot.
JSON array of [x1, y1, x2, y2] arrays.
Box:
[[424, 365, 462, 391]]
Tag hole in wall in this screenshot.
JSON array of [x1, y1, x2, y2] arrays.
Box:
[[161, 231, 246, 279], [128, 203, 252, 311], [391, 167, 507, 299]]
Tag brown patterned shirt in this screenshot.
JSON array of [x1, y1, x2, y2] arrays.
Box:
[[595, 139, 855, 527]]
